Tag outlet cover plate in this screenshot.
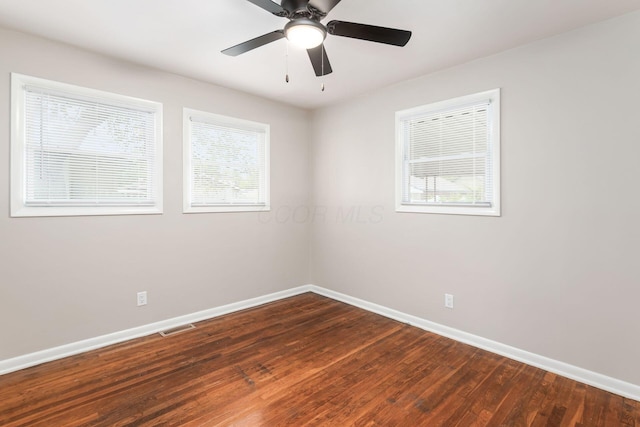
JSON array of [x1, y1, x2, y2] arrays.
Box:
[[445, 293, 454, 309], [137, 291, 148, 306]]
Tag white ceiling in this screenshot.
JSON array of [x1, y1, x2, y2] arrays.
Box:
[[1, 0, 639, 109]]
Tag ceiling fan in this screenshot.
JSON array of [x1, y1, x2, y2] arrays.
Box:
[[222, 0, 412, 77]]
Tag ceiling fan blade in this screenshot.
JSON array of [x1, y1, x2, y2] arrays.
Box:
[[308, 0, 341, 15], [245, 0, 287, 16], [222, 30, 285, 56], [307, 45, 333, 76], [327, 20, 412, 46]]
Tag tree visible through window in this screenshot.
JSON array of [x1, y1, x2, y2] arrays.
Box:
[[396, 89, 500, 216], [11, 73, 163, 217], [183, 109, 269, 213]]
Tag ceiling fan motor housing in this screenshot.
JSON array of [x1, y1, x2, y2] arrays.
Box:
[[281, 0, 314, 16]]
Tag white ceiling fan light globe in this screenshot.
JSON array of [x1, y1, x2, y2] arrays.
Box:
[[285, 20, 326, 49]]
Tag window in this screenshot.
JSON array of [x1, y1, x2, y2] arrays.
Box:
[[396, 89, 500, 216], [183, 108, 270, 213], [11, 73, 163, 217]]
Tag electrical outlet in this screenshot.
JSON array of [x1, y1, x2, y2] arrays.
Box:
[[444, 293, 454, 309], [137, 291, 148, 306]]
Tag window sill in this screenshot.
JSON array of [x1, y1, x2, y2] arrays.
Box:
[[396, 204, 500, 217], [11, 205, 163, 218], [183, 205, 271, 214]]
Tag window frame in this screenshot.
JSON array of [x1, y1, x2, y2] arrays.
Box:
[[395, 88, 501, 217], [183, 108, 270, 213], [10, 73, 163, 218]]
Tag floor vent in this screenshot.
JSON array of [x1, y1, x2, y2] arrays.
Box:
[[159, 323, 196, 337]]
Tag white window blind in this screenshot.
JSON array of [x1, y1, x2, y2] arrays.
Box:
[[183, 109, 269, 213], [396, 89, 500, 216], [11, 74, 163, 217]]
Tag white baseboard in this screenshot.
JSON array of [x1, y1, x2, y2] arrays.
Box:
[[1, 283, 638, 402], [0, 285, 312, 376], [309, 285, 640, 402]]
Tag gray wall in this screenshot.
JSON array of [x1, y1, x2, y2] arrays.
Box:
[[310, 11, 640, 385], [2, 10, 639, 388], [0, 28, 311, 359]]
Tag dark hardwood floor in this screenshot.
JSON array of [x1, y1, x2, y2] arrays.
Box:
[[0, 293, 638, 426]]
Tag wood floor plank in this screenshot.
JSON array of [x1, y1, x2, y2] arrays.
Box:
[[0, 293, 637, 426]]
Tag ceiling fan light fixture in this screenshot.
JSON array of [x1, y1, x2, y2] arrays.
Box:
[[285, 19, 326, 49]]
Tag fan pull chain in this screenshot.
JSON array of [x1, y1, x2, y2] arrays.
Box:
[[321, 44, 325, 92], [285, 41, 290, 83]]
